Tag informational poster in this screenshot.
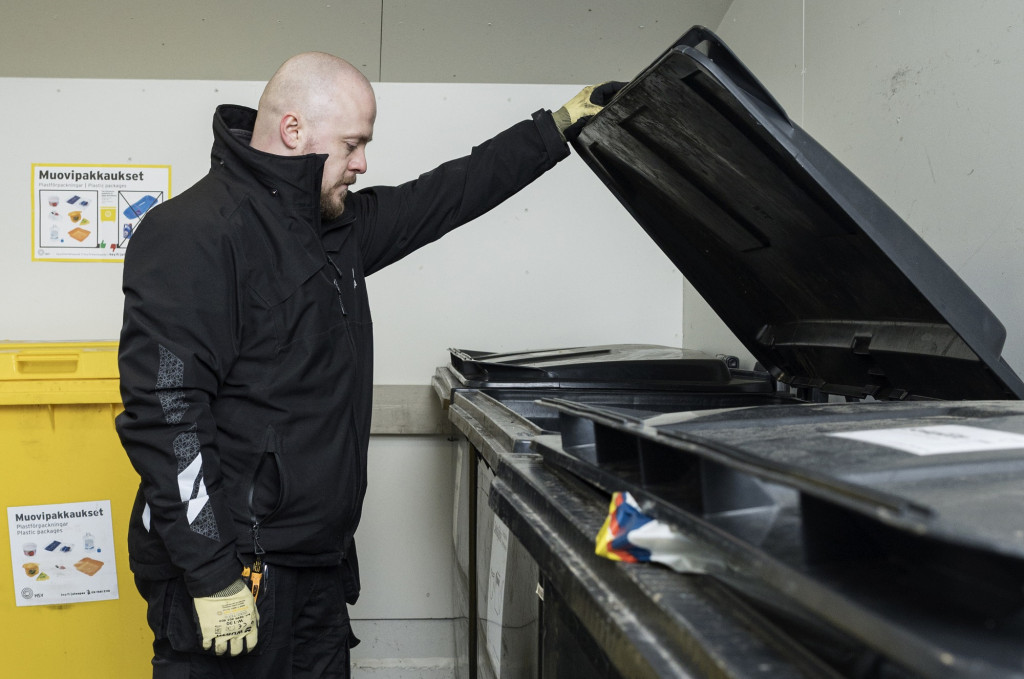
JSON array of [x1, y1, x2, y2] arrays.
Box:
[[32, 163, 171, 262], [828, 425, 1024, 456], [8, 500, 118, 606]]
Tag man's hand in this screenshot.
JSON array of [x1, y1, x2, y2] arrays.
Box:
[[193, 579, 259, 656], [552, 81, 626, 142]]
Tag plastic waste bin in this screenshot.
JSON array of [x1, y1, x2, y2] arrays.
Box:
[[0, 341, 151, 676]]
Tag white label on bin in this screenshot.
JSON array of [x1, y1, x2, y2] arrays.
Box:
[[828, 425, 1024, 456], [7, 500, 118, 606], [485, 517, 510, 671]]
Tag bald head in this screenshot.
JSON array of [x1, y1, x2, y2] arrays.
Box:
[[251, 52, 376, 156], [249, 52, 377, 218]]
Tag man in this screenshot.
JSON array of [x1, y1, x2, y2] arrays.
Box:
[[116, 51, 619, 677]]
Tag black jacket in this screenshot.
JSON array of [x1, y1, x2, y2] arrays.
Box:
[[116, 103, 568, 597]]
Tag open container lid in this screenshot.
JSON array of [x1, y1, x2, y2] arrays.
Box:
[[573, 26, 1024, 401]]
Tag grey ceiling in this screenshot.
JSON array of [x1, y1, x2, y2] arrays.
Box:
[[1, 1, 732, 83]]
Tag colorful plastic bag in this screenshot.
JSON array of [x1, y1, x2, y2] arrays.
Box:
[[595, 491, 711, 574]]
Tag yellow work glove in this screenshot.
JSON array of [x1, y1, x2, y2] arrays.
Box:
[[193, 579, 259, 656], [551, 81, 626, 142]]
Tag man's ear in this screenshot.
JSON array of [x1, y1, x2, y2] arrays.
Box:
[[280, 113, 301, 151]]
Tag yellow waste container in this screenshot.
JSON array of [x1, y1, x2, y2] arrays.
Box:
[[0, 341, 151, 675]]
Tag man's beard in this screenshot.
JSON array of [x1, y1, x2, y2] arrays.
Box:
[[320, 191, 346, 221]]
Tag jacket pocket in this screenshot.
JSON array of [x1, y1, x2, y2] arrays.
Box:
[[246, 426, 286, 557], [164, 578, 205, 653], [244, 563, 276, 657], [161, 574, 272, 657], [248, 251, 337, 350]]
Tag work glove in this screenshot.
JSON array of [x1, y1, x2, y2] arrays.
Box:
[[552, 81, 626, 142], [193, 579, 259, 656]]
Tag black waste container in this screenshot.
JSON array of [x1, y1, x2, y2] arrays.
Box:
[[432, 344, 798, 679], [531, 398, 1024, 678], [436, 25, 1024, 679]]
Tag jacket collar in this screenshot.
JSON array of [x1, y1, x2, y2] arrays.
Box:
[[211, 104, 327, 216]]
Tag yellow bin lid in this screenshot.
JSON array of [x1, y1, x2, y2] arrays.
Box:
[[0, 341, 121, 405]]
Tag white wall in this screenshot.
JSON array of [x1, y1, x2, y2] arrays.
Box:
[[0, 79, 683, 382], [353, 436, 455, 620], [689, 0, 1024, 377], [364, 83, 683, 382]]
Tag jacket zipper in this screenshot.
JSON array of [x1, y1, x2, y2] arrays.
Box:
[[285, 200, 363, 557], [308, 219, 364, 544], [248, 427, 284, 558], [326, 255, 348, 316], [324, 251, 364, 533]]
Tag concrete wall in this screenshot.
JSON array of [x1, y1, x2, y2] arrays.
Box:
[[0, 0, 731, 83], [688, 1, 1024, 379]]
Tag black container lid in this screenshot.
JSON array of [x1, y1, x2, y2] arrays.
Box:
[[447, 344, 770, 391], [573, 26, 1024, 401]]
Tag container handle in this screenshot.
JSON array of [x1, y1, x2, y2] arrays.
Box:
[[14, 353, 80, 374]]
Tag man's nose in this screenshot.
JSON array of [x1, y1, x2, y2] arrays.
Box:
[[350, 149, 367, 174]]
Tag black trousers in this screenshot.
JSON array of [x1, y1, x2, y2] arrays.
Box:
[[136, 564, 357, 679]]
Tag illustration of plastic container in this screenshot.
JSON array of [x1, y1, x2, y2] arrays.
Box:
[[122, 195, 157, 220]]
